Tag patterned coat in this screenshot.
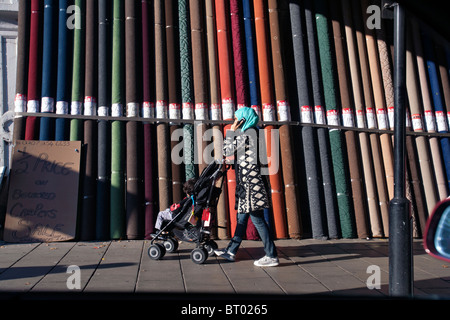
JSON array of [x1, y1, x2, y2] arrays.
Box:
[[223, 128, 270, 213]]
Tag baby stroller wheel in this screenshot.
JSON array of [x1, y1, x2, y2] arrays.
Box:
[[163, 237, 179, 253], [191, 248, 208, 264], [148, 243, 166, 260], [204, 240, 218, 256]]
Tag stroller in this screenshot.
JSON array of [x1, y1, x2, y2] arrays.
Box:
[[148, 159, 227, 264]]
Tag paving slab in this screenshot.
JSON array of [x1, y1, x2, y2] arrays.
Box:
[[83, 240, 143, 292], [0, 242, 76, 292]]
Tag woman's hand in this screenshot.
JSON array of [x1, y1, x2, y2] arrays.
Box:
[[230, 118, 243, 131]]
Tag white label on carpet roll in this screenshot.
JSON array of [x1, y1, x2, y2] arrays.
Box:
[[127, 102, 139, 117], [263, 103, 275, 122], [142, 101, 154, 118], [98, 106, 109, 117], [41, 97, 54, 113], [411, 113, 423, 131], [326, 109, 339, 126], [424, 110, 436, 132], [376, 108, 388, 130], [27, 100, 39, 113], [169, 103, 181, 119], [182, 102, 194, 120], [301, 106, 312, 124], [388, 106, 394, 129], [14, 94, 27, 113], [56, 101, 69, 115], [195, 103, 208, 120], [366, 107, 376, 129], [70, 101, 82, 115], [210, 103, 221, 120], [84, 97, 97, 116], [277, 100, 290, 122], [111, 103, 123, 117], [222, 98, 234, 120], [315, 105, 325, 125], [342, 108, 354, 127], [156, 100, 167, 119], [356, 109, 366, 128], [436, 111, 448, 132]]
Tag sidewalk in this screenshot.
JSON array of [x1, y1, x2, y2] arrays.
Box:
[[0, 238, 449, 299]]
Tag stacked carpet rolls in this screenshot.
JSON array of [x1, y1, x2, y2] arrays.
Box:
[[10, 0, 450, 241]]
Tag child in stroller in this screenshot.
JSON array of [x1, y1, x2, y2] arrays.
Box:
[[153, 178, 197, 234], [148, 159, 226, 264]]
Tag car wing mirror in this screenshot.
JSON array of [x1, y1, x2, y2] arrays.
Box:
[[423, 198, 450, 263]]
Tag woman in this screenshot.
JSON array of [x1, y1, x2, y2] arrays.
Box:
[[215, 107, 278, 267]]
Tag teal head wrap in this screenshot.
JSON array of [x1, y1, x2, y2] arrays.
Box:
[[234, 107, 259, 132]]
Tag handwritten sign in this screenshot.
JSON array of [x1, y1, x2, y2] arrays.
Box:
[[3, 140, 81, 242]]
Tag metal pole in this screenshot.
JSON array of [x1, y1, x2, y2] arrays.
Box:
[[389, 2, 413, 297]]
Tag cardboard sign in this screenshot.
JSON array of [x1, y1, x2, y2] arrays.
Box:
[[3, 140, 81, 242]]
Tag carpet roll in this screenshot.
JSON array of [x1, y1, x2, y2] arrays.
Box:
[[352, 0, 389, 236], [165, 0, 183, 204], [304, 0, 338, 239], [330, 0, 367, 238], [110, 0, 125, 239], [254, 0, 288, 239], [55, 0, 70, 141], [142, 0, 157, 238], [25, 0, 41, 141], [125, 0, 143, 240], [96, 0, 111, 240], [14, 0, 28, 118], [216, 0, 238, 236], [341, 0, 382, 237], [206, 0, 229, 239], [155, 0, 172, 211], [178, 0, 196, 181], [269, 0, 302, 239]]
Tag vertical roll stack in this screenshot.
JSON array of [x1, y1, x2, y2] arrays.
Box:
[[110, 0, 125, 239], [13, 0, 28, 142], [25, 0, 41, 140], [142, 0, 157, 238], [155, 0, 171, 212], [55, 0, 70, 141], [125, 0, 142, 240], [96, 0, 111, 240], [81, 0, 96, 240]]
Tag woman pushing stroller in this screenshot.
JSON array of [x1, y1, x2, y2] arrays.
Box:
[[215, 107, 279, 267]]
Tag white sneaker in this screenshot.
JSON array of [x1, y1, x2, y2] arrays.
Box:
[[214, 249, 236, 262], [254, 256, 279, 267], [214, 249, 227, 256]]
